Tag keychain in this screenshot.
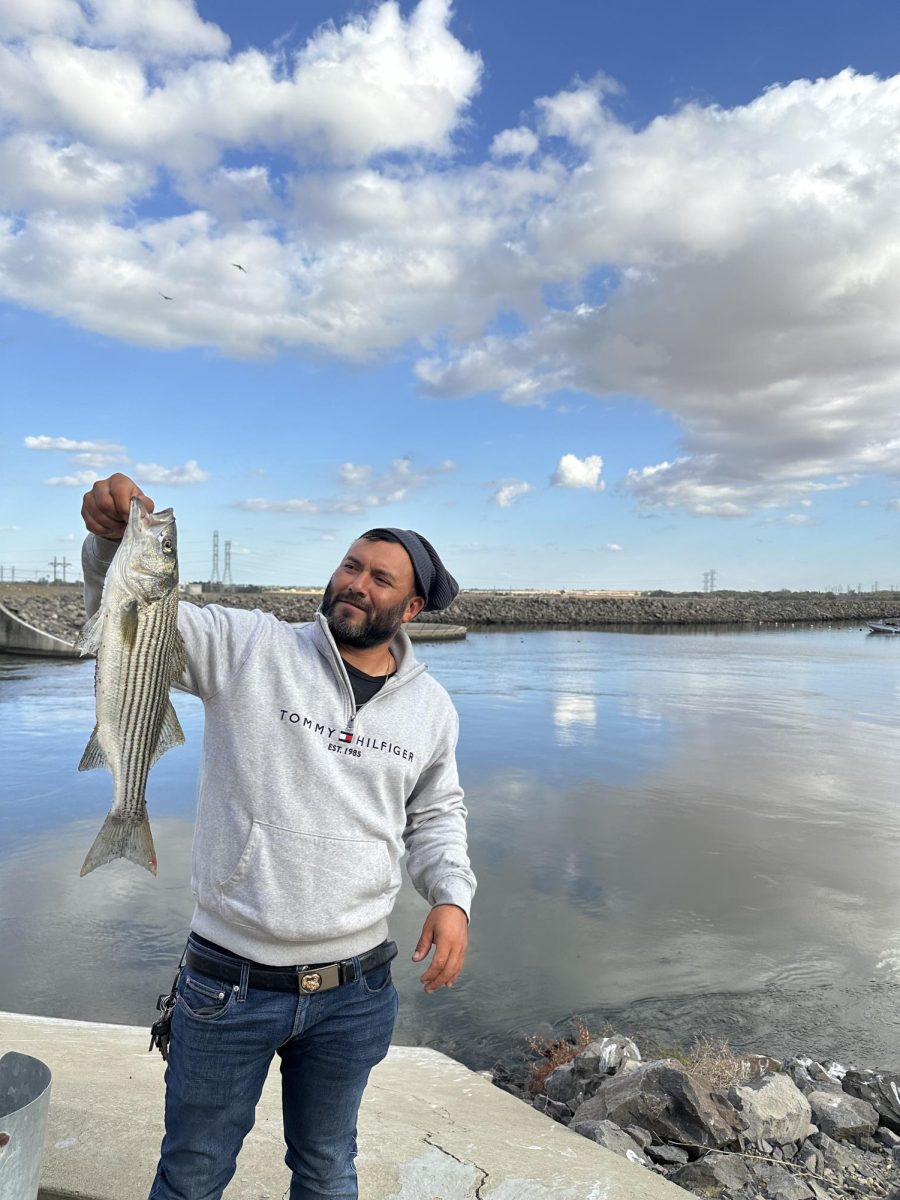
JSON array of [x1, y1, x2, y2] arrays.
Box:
[[149, 966, 181, 1061]]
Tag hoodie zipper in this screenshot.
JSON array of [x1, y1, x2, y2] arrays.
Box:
[[314, 614, 425, 731]]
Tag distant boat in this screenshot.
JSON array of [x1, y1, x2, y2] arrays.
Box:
[[867, 618, 900, 634]]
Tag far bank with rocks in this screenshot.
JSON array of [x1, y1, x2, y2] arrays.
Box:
[[0, 584, 897, 649], [492, 1030, 900, 1200]]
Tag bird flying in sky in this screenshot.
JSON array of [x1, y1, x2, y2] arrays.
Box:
[[231, 263, 247, 273]]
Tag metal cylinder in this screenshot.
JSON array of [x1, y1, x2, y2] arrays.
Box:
[[0, 1051, 53, 1200]]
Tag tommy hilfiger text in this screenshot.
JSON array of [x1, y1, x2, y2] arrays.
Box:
[[279, 710, 415, 761]]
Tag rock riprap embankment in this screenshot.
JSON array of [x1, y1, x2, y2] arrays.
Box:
[[492, 1036, 900, 1200], [1, 585, 895, 647]]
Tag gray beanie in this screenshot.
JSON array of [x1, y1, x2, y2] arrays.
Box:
[[362, 528, 459, 612]]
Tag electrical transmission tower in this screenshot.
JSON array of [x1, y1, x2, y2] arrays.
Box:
[[703, 569, 718, 593], [48, 556, 70, 583], [211, 531, 220, 584], [223, 540, 233, 587]]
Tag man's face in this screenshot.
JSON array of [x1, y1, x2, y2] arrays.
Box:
[[322, 537, 423, 650]]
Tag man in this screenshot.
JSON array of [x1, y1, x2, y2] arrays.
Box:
[[81, 473, 475, 1200]]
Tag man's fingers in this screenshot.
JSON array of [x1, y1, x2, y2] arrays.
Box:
[[82, 474, 153, 539], [420, 944, 466, 992], [108, 473, 153, 520], [411, 926, 434, 963]]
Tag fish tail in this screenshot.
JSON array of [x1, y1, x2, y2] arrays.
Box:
[[80, 812, 158, 877]]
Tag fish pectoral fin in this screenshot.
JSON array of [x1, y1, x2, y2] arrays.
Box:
[[119, 599, 139, 649], [149, 701, 186, 767], [78, 726, 108, 772], [76, 609, 104, 656], [80, 812, 157, 877]]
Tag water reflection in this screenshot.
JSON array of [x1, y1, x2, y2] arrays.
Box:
[[3, 628, 900, 1072], [552, 694, 596, 746]]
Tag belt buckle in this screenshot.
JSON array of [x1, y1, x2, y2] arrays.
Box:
[[299, 971, 322, 994], [298, 963, 340, 993]]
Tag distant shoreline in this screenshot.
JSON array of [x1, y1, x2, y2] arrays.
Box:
[[0, 583, 897, 647]]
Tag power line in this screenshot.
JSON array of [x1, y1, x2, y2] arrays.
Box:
[[47, 556, 71, 583]]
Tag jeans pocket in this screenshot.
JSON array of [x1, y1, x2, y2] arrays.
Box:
[[361, 961, 393, 996], [176, 968, 237, 1020]]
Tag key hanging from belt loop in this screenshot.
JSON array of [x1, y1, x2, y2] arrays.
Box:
[[149, 939, 188, 1061]]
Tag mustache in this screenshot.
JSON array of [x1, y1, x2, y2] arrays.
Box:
[[335, 590, 372, 614]]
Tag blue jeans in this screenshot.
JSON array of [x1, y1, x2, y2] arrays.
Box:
[[148, 936, 399, 1200]]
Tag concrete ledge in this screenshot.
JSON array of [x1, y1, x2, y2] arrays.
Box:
[[0, 1011, 690, 1199], [0, 602, 81, 658], [406, 623, 466, 641]]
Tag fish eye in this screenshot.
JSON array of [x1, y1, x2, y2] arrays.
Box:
[[160, 536, 174, 554]]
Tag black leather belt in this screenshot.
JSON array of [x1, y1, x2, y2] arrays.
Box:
[[185, 939, 397, 995]]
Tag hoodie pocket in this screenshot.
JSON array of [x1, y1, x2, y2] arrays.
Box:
[[216, 821, 393, 943]]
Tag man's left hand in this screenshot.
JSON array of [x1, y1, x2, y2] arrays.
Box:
[[412, 904, 468, 993]]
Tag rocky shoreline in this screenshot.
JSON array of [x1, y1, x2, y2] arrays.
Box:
[[491, 1028, 900, 1199], [1, 585, 896, 647]]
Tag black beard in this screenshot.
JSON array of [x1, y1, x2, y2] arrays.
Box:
[[321, 581, 411, 650]]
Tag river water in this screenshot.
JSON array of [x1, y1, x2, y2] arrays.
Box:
[[2, 624, 900, 1072]]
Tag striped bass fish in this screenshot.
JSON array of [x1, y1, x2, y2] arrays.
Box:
[[76, 496, 186, 877]]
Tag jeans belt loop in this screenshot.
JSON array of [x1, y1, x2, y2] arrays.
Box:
[[238, 960, 250, 1003]]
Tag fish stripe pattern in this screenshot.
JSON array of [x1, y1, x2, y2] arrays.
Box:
[[78, 497, 186, 877]]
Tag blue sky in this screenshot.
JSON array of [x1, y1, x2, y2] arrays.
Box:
[[3, 0, 900, 590]]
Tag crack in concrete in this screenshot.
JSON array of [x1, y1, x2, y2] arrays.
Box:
[[423, 1132, 490, 1198]]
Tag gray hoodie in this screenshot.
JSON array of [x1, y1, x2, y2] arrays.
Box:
[[83, 535, 476, 966]]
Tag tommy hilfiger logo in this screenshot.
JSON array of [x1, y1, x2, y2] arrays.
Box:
[[278, 709, 415, 762]]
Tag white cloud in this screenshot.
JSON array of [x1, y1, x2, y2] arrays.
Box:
[[0, 0, 227, 57], [0, 524, 22, 531], [622, 458, 850, 517], [602, 543, 622, 551], [133, 459, 210, 485], [417, 71, 900, 513], [5, 15, 900, 516], [25, 435, 125, 453], [492, 480, 534, 508], [69, 451, 128, 467], [84, 0, 229, 60], [44, 470, 99, 486], [551, 452, 605, 491], [887, 499, 900, 512], [490, 126, 539, 159], [0, 0, 83, 40], [237, 456, 453, 515], [783, 513, 812, 525], [0, 134, 152, 210], [339, 463, 372, 486], [0, 1, 479, 171]]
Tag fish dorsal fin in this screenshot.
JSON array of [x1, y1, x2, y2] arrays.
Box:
[[76, 609, 104, 656], [149, 700, 185, 768], [119, 599, 139, 649], [78, 725, 108, 772]]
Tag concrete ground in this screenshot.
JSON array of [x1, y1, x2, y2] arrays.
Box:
[[0, 1011, 691, 1199]]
